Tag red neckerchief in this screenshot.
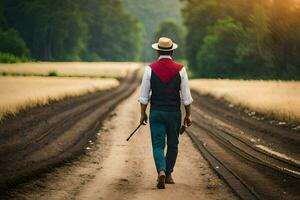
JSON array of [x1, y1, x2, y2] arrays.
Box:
[[149, 58, 184, 84]]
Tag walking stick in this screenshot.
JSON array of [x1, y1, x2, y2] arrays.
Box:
[[126, 123, 143, 141]]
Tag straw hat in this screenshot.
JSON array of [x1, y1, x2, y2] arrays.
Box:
[[152, 37, 178, 51]]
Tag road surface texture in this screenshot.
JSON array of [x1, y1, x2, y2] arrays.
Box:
[[2, 89, 238, 200], [0, 68, 141, 189], [188, 92, 300, 200]]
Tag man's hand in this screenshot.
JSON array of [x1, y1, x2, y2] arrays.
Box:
[[140, 113, 148, 125], [184, 115, 192, 127], [140, 103, 148, 125], [184, 104, 192, 127]]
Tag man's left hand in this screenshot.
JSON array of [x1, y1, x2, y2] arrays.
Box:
[[184, 115, 192, 127], [140, 113, 148, 125]]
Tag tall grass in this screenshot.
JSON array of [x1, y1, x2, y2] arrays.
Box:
[[0, 62, 141, 78], [190, 79, 300, 124], [0, 76, 119, 120]]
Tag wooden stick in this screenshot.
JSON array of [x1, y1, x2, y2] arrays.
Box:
[[126, 123, 143, 141]]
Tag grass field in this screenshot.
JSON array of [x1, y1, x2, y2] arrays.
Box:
[[0, 62, 140, 78], [0, 76, 119, 120], [190, 79, 300, 123]]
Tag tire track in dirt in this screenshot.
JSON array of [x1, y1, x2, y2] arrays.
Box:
[[189, 92, 300, 200], [191, 92, 300, 161], [4, 88, 238, 200], [0, 66, 142, 188]]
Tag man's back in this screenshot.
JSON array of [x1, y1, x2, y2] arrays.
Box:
[[138, 37, 193, 189]]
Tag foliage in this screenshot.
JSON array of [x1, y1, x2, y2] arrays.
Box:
[[0, 0, 7, 29], [3, 0, 88, 61], [47, 70, 58, 77], [197, 17, 244, 78], [182, 0, 219, 70], [0, 28, 29, 57], [0, 52, 21, 63], [235, 5, 274, 78], [155, 20, 186, 60], [182, 0, 300, 80], [122, 0, 183, 61], [1, 0, 142, 62], [80, 0, 142, 61]]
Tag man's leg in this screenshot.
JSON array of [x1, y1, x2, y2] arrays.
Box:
[[150, 110, 167, 189], [149, 110, 167, 174], [166, 111, 181, 176]]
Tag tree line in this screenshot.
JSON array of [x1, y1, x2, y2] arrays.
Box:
[[122, 0, 184, 62], [182, 0, 300, 80], [0, 0, 142, 62]]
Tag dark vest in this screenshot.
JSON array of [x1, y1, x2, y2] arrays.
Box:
[[150, 71, 181, 112]]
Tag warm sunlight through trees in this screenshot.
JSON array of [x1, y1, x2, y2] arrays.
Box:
[[182, 0, 300, 79]]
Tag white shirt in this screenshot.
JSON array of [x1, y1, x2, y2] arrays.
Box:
[[138, 55, 193, 106]]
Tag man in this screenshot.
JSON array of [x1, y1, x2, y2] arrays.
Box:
[[138, 37, 193, 189]]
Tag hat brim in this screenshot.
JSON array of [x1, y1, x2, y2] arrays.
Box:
[[152, 43, 178, 51]]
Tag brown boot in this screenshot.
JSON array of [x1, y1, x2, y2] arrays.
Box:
[[156, 171, 166, 189], [165, 174, 175, 184]]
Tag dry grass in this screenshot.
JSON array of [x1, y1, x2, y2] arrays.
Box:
[[0, 62, 141, 78], [190, 79, 300, 123], [0, 76, 119, 120]]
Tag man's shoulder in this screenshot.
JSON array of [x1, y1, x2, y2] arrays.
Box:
[[143, 66, 152, 77], [149, 59, 184, 68], [179, 66, 187, 77], [145, 65, 152, 70]]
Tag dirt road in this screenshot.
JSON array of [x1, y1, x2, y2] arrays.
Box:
[[0, 68, 140, 187], [190, 92, 300, 200], [4, 88, 237, 200]]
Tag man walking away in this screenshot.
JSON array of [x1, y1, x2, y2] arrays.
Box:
[[138, 37, 193, 189]]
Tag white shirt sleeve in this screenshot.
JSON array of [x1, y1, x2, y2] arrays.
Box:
[[180, 67, 193, 105], [138, 66, 151, 105]]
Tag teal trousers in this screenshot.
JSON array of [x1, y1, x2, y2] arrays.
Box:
[[149, 110, 181, 174]]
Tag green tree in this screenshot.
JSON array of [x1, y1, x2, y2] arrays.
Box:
[[1, 0, 144, 62], [235, 5, 274, 78], [268, 0, 300, 78], [80, 0, 142, 61], [0, 0, 29, 61], [123, 0, 183, 61], [182, 0, 220, 72], [182, 0, 300, 79], [0, 28, 29, 57], [4, 0, 88, 61], [197, 17, 244, 78], [155, 20, 185, 60], [0, 0, 7, 29]]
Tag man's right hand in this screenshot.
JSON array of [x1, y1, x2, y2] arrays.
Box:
[[140, 113, 148, 125], [184, 115, 192, 127]]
